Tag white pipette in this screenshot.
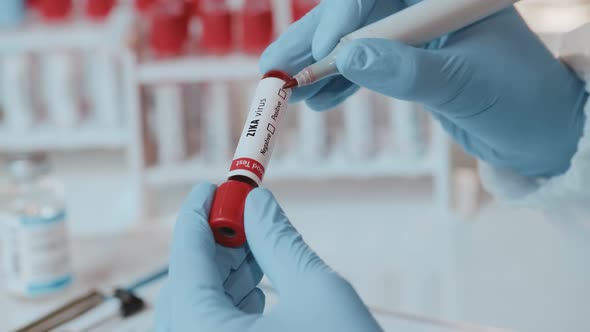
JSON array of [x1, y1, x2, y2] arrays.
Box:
[[284, 0, 521, 89]]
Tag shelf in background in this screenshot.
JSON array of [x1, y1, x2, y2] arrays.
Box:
[[137, 55, 261, 84], [0, 127, 128, 152], [145, 152, 438, 187]]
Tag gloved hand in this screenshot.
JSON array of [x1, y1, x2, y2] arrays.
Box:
[[155, 182, 382, 332], [260, 0, 588, 178]]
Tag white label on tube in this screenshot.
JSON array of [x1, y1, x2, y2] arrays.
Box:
[[228, 77, 291, 185]]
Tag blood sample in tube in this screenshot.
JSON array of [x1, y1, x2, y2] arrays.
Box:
[[200, 0, 232, 54], [209, 70, 292, 248], [134, 0, 157, 14], [148, 2, 189, 57], [236, 0, 273, 55], [37, 0, 72, 21], [86, 0, 116, 21]]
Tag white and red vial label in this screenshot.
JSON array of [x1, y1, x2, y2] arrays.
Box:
[[228, 77, 291, 185]]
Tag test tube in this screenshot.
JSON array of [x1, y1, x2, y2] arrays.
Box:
[[392, 99, 424, 158], [209, 71, 292, 248], [291, 0, 319, 22], [85, 0, 116, 20], [134, 0, 156, 14], [203, 81, 232, 163], [343, 89, 374, 160], [149, 2, 190, 165], [298, 103, 326, 162], [236, 0, 273, 55], [38, 0, 79, 128], [148, 1, 190, 58], [1, 55, 34, 131], [85, 0, 120, 129], [86, 53, 120, 128], [36, 0, 72, 21], [200, 0, 232, 54], [153, 85, 186, 164]]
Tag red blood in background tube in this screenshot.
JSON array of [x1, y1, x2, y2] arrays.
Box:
[[190, 0, 201, 17], [37, 0, 73, 21], [209, 70, 291, 248], [135, 0, 157, 14], [200, 0, 232, 54], [148, 2, 190, 57], [291, 0, 319, 22], [237, 0, 273, 55], [86, 0, 117, 21]]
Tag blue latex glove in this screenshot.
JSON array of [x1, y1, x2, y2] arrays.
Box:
[[260, 0, 588, 178], [155, 183, 382, 332]]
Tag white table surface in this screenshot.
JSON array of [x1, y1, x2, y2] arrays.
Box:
[[0, 219, 506, 332]]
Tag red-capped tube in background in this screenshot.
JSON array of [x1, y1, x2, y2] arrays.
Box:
[[86, 0, 117, 21], [37, 0, 73, 21], [237, 0, 273, 55], [148, 1, 190, 57], [209, 70, 292, 248], [134, 0, 157, 14], [200, 0, 232, 54], [291, 0, 319, 22], [191, 0, 201, 17]]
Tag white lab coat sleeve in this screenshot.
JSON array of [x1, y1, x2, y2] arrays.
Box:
[[478, 23, 590, 221]]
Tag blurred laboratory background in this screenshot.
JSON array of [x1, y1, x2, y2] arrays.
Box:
[[1, 0, 590, 331]]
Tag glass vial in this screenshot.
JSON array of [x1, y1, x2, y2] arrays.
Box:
[[0, 153, 73, 298]]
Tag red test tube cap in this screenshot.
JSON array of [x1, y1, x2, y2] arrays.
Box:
[[149, 7, 189, 57], [209, 180, 254, 248], [86, 0, 117, 21], [38, 0, 73, 21]]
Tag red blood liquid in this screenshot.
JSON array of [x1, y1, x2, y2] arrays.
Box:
[[236, 8, 273, 55], [191, 0, 201, 17], [200, 8, 232, 54], [149, 11, 189, 57], [291, 0, 319, 22], [86, 0, 117, 21], [37, 0, 73, 21]]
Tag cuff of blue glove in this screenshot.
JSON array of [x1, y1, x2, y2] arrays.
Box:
[[478, 81, 590, 226]]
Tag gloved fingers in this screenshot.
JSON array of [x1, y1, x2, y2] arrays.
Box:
[[171, 182, 219, 288], [259, 3, 323, 76], [215, 246, 249, 284], [258, 3, 339, 105], [336, 38, 484, 115], [223, 251, 264, 306], [305, 77, 360, 111], [244, 188, 331, 292], [237, 287, 266, 314], [169, 183, 238, 316], [430, 111, 497, 163], [311, 0, 377, 60], [289, 76, 337, 105]]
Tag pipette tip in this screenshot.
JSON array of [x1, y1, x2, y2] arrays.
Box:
[[283, 79, 298, 89]]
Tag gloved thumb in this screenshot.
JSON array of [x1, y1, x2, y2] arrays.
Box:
[[336, 38, 477, 112], [244, 188, 331, 291]]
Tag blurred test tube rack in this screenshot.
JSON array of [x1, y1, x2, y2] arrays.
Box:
[[0, 0, 452, 220], [134, 0, 452, 216]]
